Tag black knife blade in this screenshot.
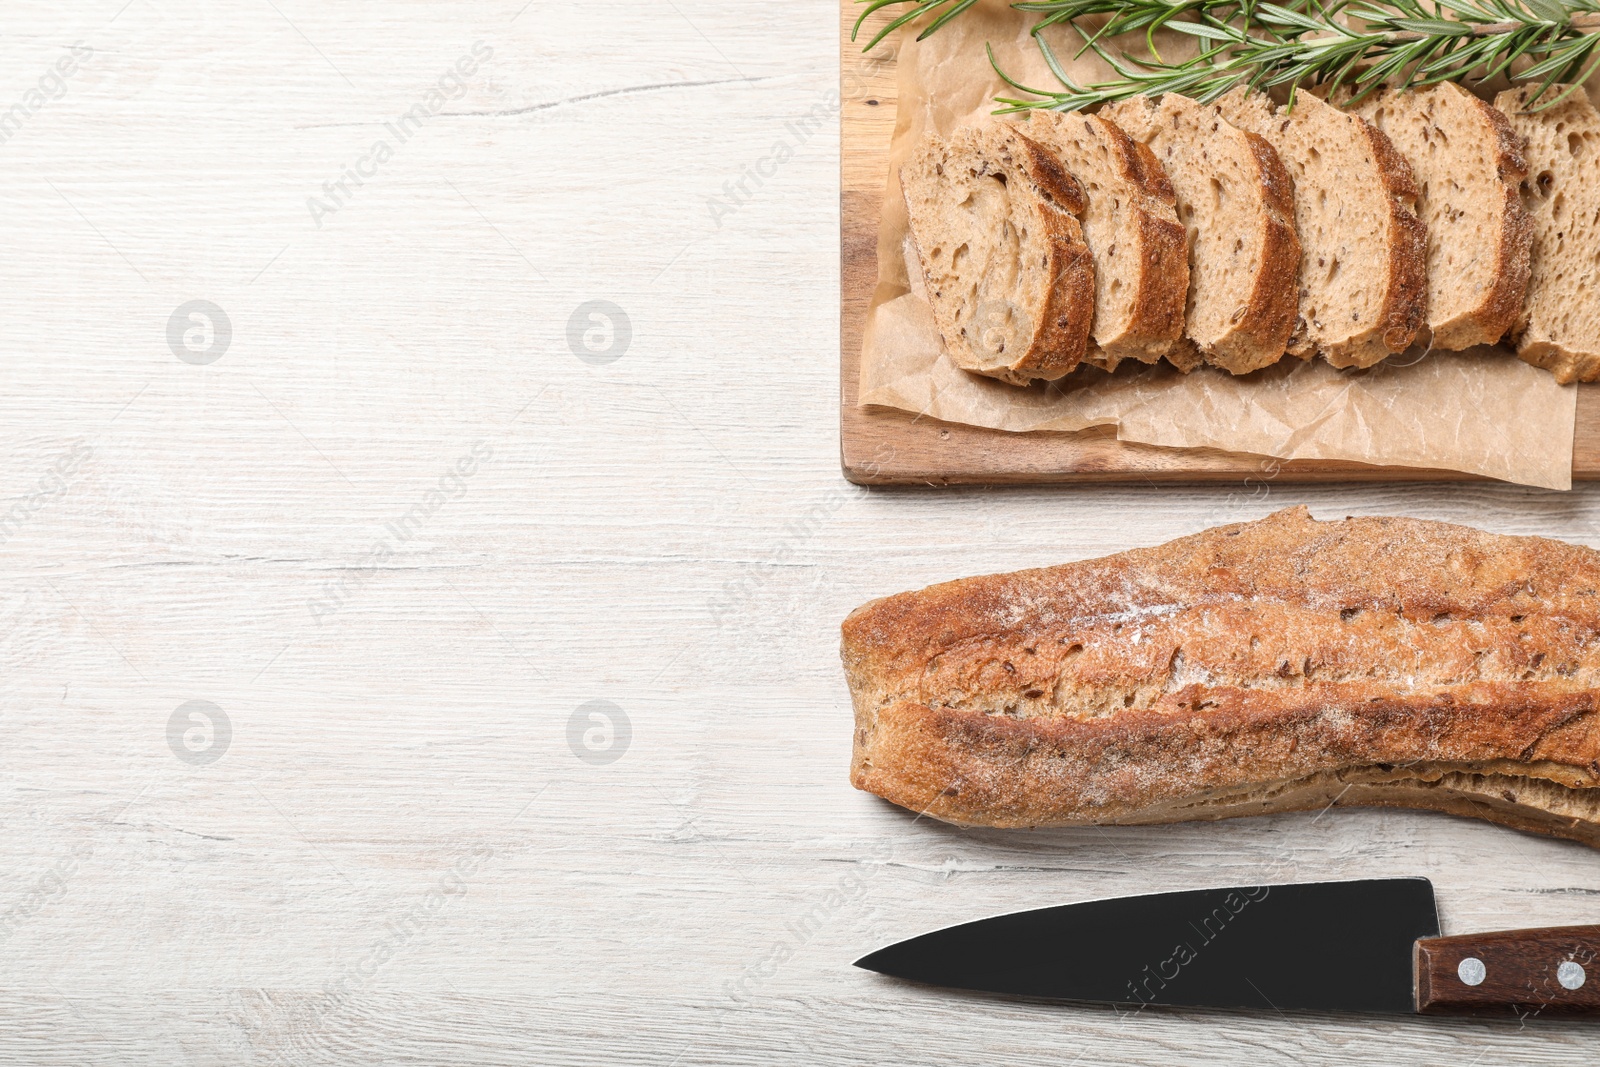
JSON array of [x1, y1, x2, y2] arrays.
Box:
[[856, 878, 1441, 1013]]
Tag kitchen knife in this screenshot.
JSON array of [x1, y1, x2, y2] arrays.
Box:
[[855, 878, 1600, 1016]]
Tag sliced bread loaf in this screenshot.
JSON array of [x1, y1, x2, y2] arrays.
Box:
[[1104, 93, 1300, 374], [900, 124, 1097, 384], [1346, 83, 1531, 351], [1014, 110, 1188, 371], [1493, 85, 1600, 383], [1215, 88, 1427, 368]]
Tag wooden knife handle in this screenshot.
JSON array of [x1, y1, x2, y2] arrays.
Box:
[[1415, 926, 1600, 1015]]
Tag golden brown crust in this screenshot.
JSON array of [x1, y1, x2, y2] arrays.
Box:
[[1011, 128, 1088, 216], [1340, 84, 1532, 352], [1009, 130, 1098, 379], [1124, 133, 1177, 203], [1019, 111, 1188, 368], [843, 507, 1600, 844], [1235, 130, 1303, 366], [1436, 92, 1532, 350], [1354, 120, 1429, 362], [1126, 196, 1190, 354], [1098, 116, 1190, 358], [900, 125, 1097, 383]]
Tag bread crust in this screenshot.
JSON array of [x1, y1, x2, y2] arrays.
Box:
[[1020, 112, 1188, 368], [1440, 91, 1532, 349], [1495, 85, 1600, 384], [1119, 131, 1192, 357], [844, 507, 1600, 845], [1005, 130, 1099, 381], [1143, 766, 1600, 847], [900, 126, 1097, 383], [1103, 95, 1302, 373], [1346, 84, 1532, 351], [1333, 120, 1429, 365], [1235, 129, 1303, 367]]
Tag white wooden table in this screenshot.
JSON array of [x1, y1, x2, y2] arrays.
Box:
[[1, 2, 1597, 1062]]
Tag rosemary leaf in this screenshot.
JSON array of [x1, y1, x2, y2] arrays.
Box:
[[1388, 17, 1477, 32], [920, 0, 983, 39], [1522, 0, 1571, 24], [854, 0, 1600, 117]]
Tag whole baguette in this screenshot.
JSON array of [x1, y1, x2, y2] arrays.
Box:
[[843, 507, 1600, 846]]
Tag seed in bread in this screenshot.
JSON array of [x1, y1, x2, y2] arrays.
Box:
[[1493, 84, 1600, 384], [1215, 89, 1428, 368], [1013, 110, 1188, 372], [843, 506, 1600, 846], [1346, 83, 1531, 351], [1104, 93, 1300, 374], [899, 124, 1097, 385]]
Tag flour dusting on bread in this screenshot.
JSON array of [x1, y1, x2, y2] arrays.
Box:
[[843, 507, 1600, 844]]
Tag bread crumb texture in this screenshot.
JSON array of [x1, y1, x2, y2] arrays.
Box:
[[1210, 90, 1428, 367], [1349, 83, 1530, 351], [1102, 93, 1300, 374], [901, 123, 1095, 384], [1495, 84, 1600, 383], [1015, 109, 1188, 368]]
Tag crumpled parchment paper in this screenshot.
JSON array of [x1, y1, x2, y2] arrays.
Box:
[[856, 0, 1578, 490]]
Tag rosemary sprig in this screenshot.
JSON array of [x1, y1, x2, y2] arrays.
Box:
[[856, 0, 1600, 111], [1018, 0, 1281, 63], [851, 0, 1263, 51], [852, 0, 982, 51]]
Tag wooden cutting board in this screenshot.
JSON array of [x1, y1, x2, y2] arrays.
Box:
[[838, 1, 1600, 485]]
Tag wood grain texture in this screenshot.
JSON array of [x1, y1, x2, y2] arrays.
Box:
[[0, 1, 1596, 1064], [1416, 926, 1600, 1015], [838, 1, 1600, 484]]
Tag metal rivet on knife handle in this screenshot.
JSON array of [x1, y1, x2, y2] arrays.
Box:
[[1415, 925, 1600, 1014]]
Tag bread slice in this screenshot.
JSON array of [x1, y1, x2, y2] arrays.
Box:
[[1215, 89, 1428, 367], [1493, 85, 1600, 383], [900, 123, 1097, 384], [1346, 83, 1531, 351], [843, 506, 1600, 846], [1013, 110, 1188, 371], [1103, 93, 1300, 374]]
